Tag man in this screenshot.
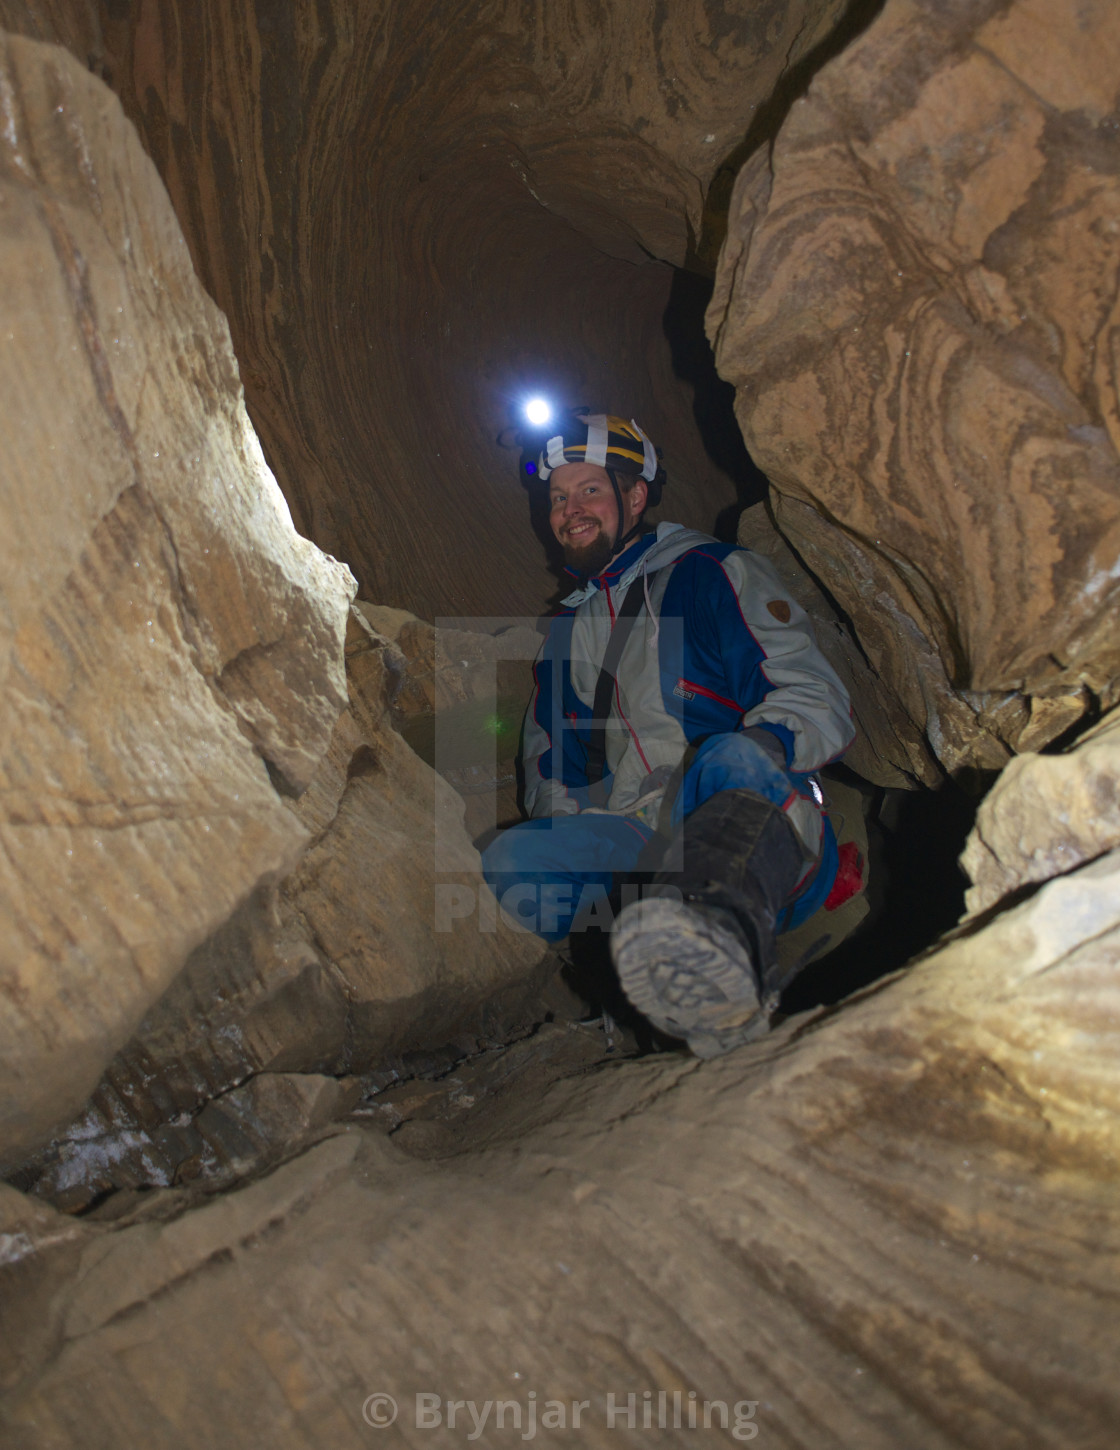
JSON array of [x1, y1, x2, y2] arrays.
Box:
[[482, 411, 854, 1057]]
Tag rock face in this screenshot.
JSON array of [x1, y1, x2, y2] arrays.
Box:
[[3, 760, 1119, 1446], [277, 609, 550, 1078], [1, 6, 1119, 1446], [5, 605, 551, 1208], [961, 706, 1120, 917], [0, 0, 856, 619], [708, 0, 1120, 778], [0, 33, 354, 1167], [0, 32, 547, 1188], [356, 601, 542, 836]]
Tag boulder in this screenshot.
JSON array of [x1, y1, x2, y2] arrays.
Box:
[[356, 601, 541, 834], [0, 33, 354, 1167], [961, 707, 1120, 917], [6, 607, 551, 1208], [708, 0, 1120, 777]]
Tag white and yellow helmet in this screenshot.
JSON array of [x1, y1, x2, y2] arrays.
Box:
[[536, 411, 664, 503]]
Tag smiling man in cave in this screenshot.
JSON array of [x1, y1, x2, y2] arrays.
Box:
[[481, 409, 857, 1057]]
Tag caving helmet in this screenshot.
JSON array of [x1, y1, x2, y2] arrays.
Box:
[[534, 411, 667, 561], [536, 411, 665, 508]]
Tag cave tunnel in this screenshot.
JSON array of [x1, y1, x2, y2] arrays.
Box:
[[1, 1, 1120, 1446]]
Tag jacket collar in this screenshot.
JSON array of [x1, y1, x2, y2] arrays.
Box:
[[560, 521, 710, 607]]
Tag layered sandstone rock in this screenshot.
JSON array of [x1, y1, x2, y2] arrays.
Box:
[[7, 607, 551, 1208], [2, 8, 1120, 1438], [961, 706, 1120, 917], [0, 0, 858, 619], [0, 32, 549, 1192], [3, 793, 1118, 1447], [355, 602, 541, 834], [0, 32, 354, 1167], [708, 0, 1120, 778], [7, 717, 1120, 1443]]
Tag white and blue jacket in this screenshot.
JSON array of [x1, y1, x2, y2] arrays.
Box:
[[523, 523, 855, 831]]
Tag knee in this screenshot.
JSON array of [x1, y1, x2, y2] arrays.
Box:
[[480, 819, 555, 884], [698, 730, 788, 776]]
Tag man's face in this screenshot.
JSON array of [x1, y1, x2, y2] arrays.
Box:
[[548, 462, 648, 576]]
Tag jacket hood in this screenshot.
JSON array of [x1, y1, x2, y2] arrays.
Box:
[[560, 522, 715, 607]]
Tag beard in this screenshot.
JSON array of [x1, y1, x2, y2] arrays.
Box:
[[562, 524, 616, 579]]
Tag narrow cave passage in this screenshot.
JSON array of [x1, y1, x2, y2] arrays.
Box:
[[2, 3, 1119, 1446], [0, 0, 1008, 1199]]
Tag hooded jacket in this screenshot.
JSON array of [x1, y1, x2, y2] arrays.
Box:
[[523, 522, 854, 820]]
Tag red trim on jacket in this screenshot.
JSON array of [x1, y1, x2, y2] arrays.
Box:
[[677, 677, 744, 714]]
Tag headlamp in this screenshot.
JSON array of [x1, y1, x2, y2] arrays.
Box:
[[523, 397, 553, 427]]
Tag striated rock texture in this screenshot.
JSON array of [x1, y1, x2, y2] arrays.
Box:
[[708, 0, 1120, 778], [6, 606, 551, 1208], [961, 705, 1120, 917], [0, 32, 355, 1167], [3, 7, 1120, 1441], [3, 786, 1119, 1446], [0, 0, 102, 67], [0, 0, 858, 619], [355, 601, 542, 835]]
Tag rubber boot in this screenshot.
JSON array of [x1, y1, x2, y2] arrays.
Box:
[[610, 788, 803, 1058]]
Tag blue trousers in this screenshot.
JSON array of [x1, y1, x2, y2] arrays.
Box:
[[481, 733, 837, 941]]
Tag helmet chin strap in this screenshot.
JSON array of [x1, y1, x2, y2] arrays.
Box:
[[606, 467, 645, 558]]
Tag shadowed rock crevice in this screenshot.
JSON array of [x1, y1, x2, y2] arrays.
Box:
[[694, 0, 889, 271]]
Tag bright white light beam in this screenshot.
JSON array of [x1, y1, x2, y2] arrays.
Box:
[[524, 397, 553, 427]]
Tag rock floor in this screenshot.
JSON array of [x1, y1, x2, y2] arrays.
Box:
[[4, 850, 1120, 1449]]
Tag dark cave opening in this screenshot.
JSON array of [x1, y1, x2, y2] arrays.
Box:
[[660, 267, 770, 541], [781, 772, 980, 1014]]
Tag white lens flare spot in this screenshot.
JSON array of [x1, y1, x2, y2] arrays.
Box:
[[524, 397, 552, 426]]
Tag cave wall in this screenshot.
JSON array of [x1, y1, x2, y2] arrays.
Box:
[[0, 28, 545, 1176], [708, 0, 1120, 777], [0, 29, 355, 1162], [12, 0, 1115, 763], [2, 3, 1120, 1443], [3, 0, 852, 618], [5, 719, 1120, 1446]]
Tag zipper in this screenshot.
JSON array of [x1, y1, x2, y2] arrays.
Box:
[[678, 678, 743, 713]]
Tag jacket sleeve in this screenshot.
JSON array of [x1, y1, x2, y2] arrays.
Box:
[[522, 614, 591, 818], [690, 548, 855, 773]]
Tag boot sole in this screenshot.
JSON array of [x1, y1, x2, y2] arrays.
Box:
[[611, 898, 771, 1059]]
